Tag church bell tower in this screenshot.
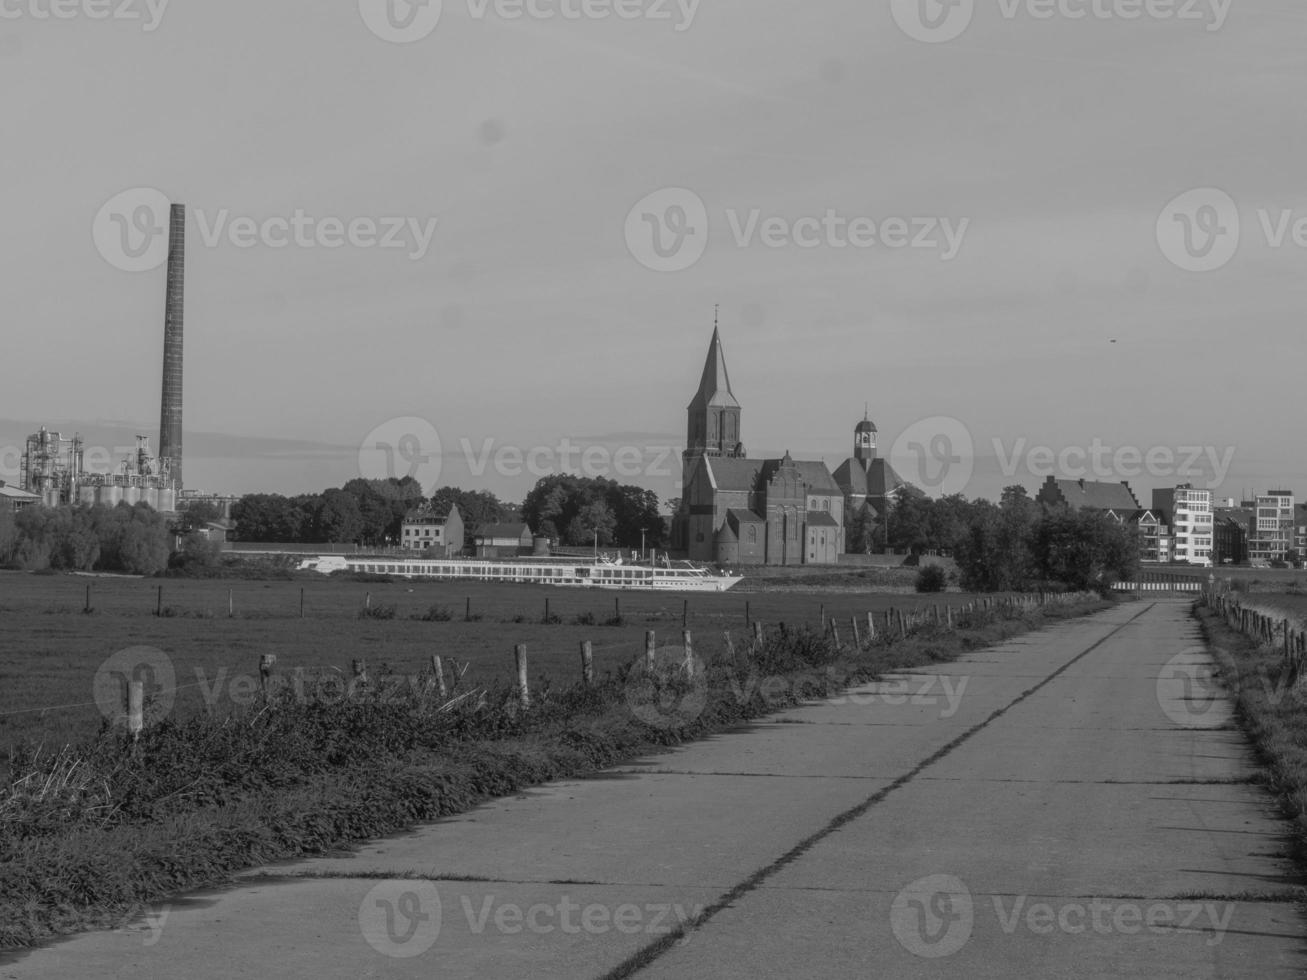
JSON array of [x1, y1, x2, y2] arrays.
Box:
[[854, 409, 878, 472], [684, 319, 744, 466]]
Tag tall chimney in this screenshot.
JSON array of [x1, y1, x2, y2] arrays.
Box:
[[159, 202, 184, 489]]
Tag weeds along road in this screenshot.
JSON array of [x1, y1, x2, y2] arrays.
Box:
[[7, 600, 1305, 979]]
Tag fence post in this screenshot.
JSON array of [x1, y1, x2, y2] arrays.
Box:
[[830, 620, 842, 650], [646, 630, 657, 671], [615, 596, 621, 621], [851, 616, 861, 649], [683, 630, 694, 678], [753, 620, 764, 654], [946, 605, 954, 629], [259, 654, 277, 696], [128, 680, 144, 740], [723, 630, 736, 666], [820, 604, 827, 632], [300, 587, 305, 619], [515, 644, 530, 707], [352, 658, 368, 686], [156, 585, 163, 617], [85, 583, 91, 614], [466, 597, 472, 622], [867, 611, 876, 642], [365, 592, 371, 611], [682, 599, 689, 629], [580, 641, 594, 686], [228, 589, 234, 618], [745, 601, 751, 628], [545, 597, 551, 623], [432, 655, 448, 699]]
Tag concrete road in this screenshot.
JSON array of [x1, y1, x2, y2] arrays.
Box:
[[6, 601, 1305, 978]]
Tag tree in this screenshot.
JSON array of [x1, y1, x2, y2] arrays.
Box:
[[314, 489, 363, 543], [565, 499, 617, 547], [848, 503, 880, 555], [178, 500, 223, 533], [429, 487, 516, 550], [1033, 508, 1140, 593]]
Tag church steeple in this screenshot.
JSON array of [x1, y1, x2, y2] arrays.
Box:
[[854, 406, 878, 471], [685, 319, 743, 463]]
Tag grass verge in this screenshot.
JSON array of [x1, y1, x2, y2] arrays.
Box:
[[1193, 602, 1307, 858], [1, 594, 1107, 951]]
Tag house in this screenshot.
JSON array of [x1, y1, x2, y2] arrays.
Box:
[[0, 481, 40, 513], [1036, 476, 1142, 512], [401, 503, 463, 558], [1106, 508, 1172, 564], [474, 523, 533, 559]]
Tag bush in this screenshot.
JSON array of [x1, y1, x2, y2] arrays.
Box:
[[358, 603, 397, 620], [915, 565, 947, 593], [416, 604, 454, 622]]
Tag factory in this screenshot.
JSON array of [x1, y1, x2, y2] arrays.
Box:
[[20, 203, 188, 514]]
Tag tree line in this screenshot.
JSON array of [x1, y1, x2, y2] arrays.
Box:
[[871, 486, 1141, 592], [0, 502, 173, 575], [229, 475, 670, 552]]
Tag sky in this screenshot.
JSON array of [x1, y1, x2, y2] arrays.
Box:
[[1, 0, 1304, 509]]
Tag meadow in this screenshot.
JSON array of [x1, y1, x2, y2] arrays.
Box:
[[0, 567, 964, 758]]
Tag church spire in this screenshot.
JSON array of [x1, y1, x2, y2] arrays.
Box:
[[684, 319, 743, 463]]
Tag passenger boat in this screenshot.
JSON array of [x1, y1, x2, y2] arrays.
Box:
[[297, 554, 743, 592]]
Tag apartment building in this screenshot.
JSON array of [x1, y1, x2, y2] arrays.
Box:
[[1249, 490, 1295, 563], [1152, 485, 1214, 566]]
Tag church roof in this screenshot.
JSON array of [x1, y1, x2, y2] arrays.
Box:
[[727, 508, 765, 524], [704, 457, 763, 493], [707, 456, 841, 496], [713, 523, 738, 543], [806, 511, 840, 528], [834, 458, 907, 497], [686, 327, 740, 412]]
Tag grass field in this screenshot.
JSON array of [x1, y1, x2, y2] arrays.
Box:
[[0, 569, 973, 760]]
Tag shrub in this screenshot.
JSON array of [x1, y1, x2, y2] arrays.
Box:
[[915, 565, 947, 593], [358, 603, 397, 620], [416, 605, 454, 622]]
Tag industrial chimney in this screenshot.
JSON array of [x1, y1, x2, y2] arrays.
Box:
[[158, 202, 184, 489]]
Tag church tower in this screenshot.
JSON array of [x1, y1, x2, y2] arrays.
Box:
[[854, 409, 878, 472], [684, 322, 744, 466]]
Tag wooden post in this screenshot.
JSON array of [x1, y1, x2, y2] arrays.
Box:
[[229, 589, 234, 618], [352, 658, 368, 685], [646, 629, 657, 671], [745, 601, 751, 627], [683, 630, 694, 678], [753, 620, 764, 653], [127, 680, 144, 740], [545, 597, 550, 622], [259, 654, 277, 695], [850, 616, 861, 648], [723, 630, 736, 665], [866, 612, 876, 642], [820, 605, 827, 632], [515, 644, 530, 707], [946, 605, 954, 629], [682, 599, 689, 629], [580, 641, 594, 686], [933, 604, 941, 626], [365, 591, 371, 611], [465, 597, 472, 622], [898, 609, 907, 638], [85, 583, 91, 614], [432, 655, 448, 699], [300, 588, 305, 619], [156, 585, 163, 617], [830, 620, 842, 649], [615, 596, 621, 621]]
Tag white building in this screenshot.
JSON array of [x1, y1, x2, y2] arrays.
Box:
[[1250, 490, 1295, 564], [1152, 485, 1213, 566]]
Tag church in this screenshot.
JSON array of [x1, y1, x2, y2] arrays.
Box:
[[672, 328, 905, 566]]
